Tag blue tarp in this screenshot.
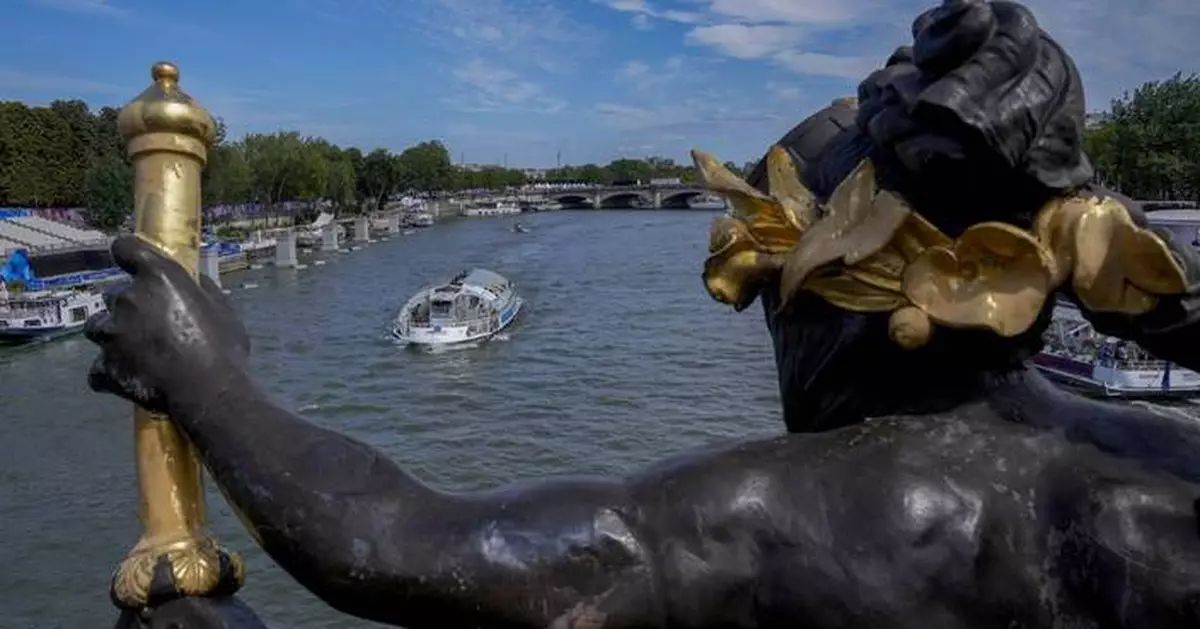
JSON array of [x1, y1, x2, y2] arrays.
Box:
[[0, 249, 33, 285], [202, 240, 243, 256]]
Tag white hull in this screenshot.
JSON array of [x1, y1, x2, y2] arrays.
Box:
[[391, 269, 523, 348], [463, 203, 521, 217], [0, 289, 106, 344], [395, 298, 522, 347], [1035, 301, 1200, 397]]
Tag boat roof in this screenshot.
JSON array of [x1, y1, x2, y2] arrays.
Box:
[[459, 268, 509, 289], [421, 268, 511, 302], [1147, 209, 1200, 225]]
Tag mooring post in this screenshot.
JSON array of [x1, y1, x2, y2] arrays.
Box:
[[321, 224, 339, 251], [200, 246, 222, 287], [109, 61, 254, 623], [354, 215, 370, 243], [275, 228, 298, 268]]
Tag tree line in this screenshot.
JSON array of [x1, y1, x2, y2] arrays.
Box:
[[0, 73, 1195, 231], [0, 99, 706, 231]]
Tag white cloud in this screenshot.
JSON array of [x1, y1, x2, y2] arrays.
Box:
[[766, 82, 800, 101], [594, 0, 704, 25], [0, 68, 127, 95], [24, 0, 126, 15], [615, 56, 692, 91], [703, 0, 863, 24], [773, 51, 878, 79], [448, 59, 565, 114], [685, 24, 805, 59]]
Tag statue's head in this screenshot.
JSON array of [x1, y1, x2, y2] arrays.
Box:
[[691, 0, 1188, 427], [857, 0, 1093, 234]]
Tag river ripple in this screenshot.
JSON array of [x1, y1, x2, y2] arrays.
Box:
[[0, 210, 785, 628]]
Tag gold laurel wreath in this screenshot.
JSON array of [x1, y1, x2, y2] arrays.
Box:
[[692, 145, 1188, 349]]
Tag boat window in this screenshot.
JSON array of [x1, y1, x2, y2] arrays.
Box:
[[431, 300, 452, 316], [71, 306, 88, 322]]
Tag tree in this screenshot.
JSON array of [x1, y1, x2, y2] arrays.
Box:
[[204, 143, 252, 207], [397, 140, 454, 192], [85, 155, 133, 230], [1084, 72, 1200, 202]]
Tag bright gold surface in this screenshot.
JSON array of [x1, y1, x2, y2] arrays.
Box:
[[691, 146, 1189, 349], [1035, 195, 1187, 314], [112, 62, 243, 609], [902, 222, 1056, 336]]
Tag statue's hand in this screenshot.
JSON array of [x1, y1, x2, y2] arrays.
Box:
[[85, 235, 250, 413]]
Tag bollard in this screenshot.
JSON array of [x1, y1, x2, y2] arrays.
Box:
[[321, 224, 339, 251], [199, 247, 221, 287], [275, 228, 298, 268], [354, 215, 369, 243]]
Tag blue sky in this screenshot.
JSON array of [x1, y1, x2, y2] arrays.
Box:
[[3, 0, 1198, 167]]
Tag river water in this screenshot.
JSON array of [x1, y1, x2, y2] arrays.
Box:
[[0, 210, 788, 628]]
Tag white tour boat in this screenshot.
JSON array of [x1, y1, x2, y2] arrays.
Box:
[[689, 194, 728, 210], [1034, 299, 1200, 397], [0, 287, 106, 343], [462, 201, 522, 217], [391, 268, 523, 348]]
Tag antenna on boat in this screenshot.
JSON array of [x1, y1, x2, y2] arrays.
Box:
[[111, 61, 246, 612]]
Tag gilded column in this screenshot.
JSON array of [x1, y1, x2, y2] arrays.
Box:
[[111, 61, 245, 609]]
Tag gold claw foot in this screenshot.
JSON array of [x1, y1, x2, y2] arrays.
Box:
[[112, 536, 245, 610]]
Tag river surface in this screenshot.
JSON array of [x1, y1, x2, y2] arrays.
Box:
[[0, 210, 787, 628]]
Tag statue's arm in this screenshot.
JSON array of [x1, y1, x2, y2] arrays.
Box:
[[1069, 188, 1200, 372], [170, 378, 674, 629]]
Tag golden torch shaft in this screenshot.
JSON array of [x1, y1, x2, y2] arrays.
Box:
[[111, 62, 243, 609], [130, 141, 207, 543]]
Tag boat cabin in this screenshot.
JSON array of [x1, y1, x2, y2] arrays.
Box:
[[409, 270, 511, 326], [0, 290, 102, 334]]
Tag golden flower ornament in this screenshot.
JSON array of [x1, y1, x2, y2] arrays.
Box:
[[692, 146, 1188, 349]]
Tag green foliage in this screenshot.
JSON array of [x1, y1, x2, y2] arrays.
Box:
[[84, 154, 133, 230], [538, 156, 695, 185], [1084, 72, 1200, 201]]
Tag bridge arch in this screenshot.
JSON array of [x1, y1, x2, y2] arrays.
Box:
[[597, 191, 653, 209], [553, 194, 594, 209], [660, 190, 705, 209]]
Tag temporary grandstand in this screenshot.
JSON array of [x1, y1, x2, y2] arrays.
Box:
[[0, 209, 110, 256]]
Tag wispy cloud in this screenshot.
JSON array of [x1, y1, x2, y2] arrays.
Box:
[[24, 0, 127, 16], [446, 59, 566, 114], [0, 68, 128, 96], [615, 56, 695, 92]]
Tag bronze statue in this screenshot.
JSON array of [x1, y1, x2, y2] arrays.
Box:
[[89, 1, 1200, 627]]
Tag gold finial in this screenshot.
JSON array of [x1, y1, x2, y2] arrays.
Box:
[[118, 60, 216, 151], [111, 62, 244, 610]]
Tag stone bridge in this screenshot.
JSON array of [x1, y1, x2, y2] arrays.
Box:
[[549, 185, 714, 209]]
